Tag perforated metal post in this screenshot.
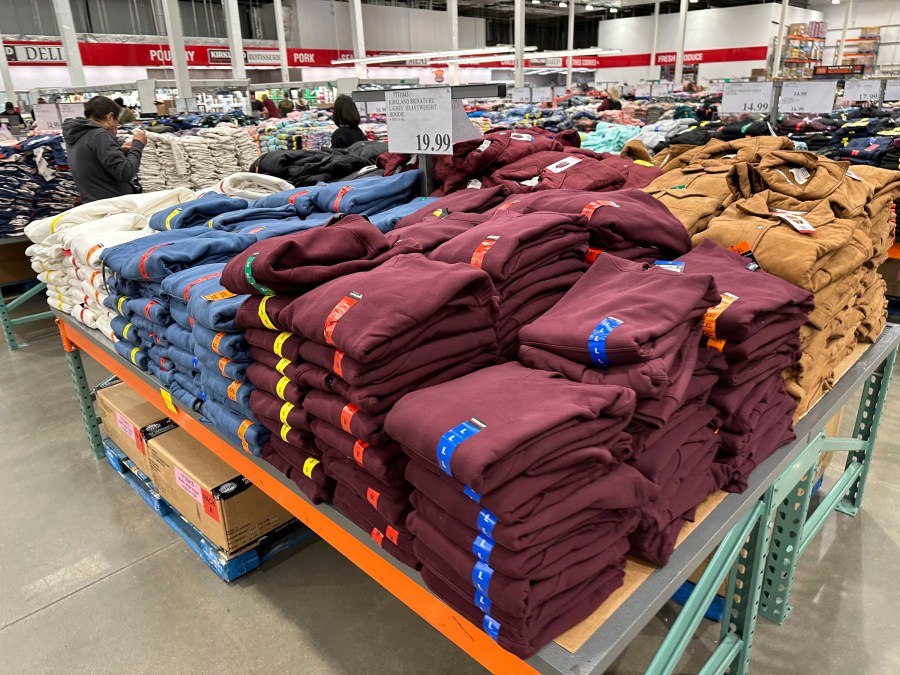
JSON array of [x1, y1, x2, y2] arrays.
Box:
[[0, 282, 53, 350], [838, 346, 897, 515], [65, 349, 104, 459]]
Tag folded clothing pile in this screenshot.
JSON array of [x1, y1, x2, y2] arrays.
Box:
[[835, 136, 896, 166], [880, 137, 900, 171], [580, 122, 642, 153], [693, 150, 898, 415], [197, 172, 292, 200], [518, 254, 732, 565], [428, 210, 589, 357], [385, 362, 658, 657]]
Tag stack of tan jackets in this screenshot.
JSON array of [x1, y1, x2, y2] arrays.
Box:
[[692, 149, 899, 415]]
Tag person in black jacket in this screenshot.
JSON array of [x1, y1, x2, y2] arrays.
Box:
[[330, 94, 366, 149], [3, 102, 24, 126], [62, 95, 146, 203]]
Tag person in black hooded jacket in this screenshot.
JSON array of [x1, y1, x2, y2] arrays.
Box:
[[62, 95, 146, 203]]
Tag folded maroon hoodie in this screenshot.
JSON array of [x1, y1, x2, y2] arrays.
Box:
[[322, 449, 412, 525], [282, 254, 498, 364], [310, 418, 407, 486], [249, 388, 312, 431], [260, 443, 334, 504], [489, 151, 626, 194], [519, 255, 719, 367], [246, 363, 307, 405], [387, 212, 492, 253], [495, 188, 691, 256], [428, 211, 589, 285], [394, 185, 510, 229], [235, 295, 293, 332], [255, 412, 315, 449], [385, 362, 637, 493], [248, 347, 304, 384], [221, 216, 417, 295], [453, 129, 564, 176], [265, 434, 329, 483], [407, 503, 638, 580], [244, 327, 305, 362], [302, 389, 391, 446], [298, 327, 496, 388]]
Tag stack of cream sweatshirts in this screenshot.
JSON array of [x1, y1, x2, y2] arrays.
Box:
[[25, 188, 196, 339], [138, 133, 193, 192]]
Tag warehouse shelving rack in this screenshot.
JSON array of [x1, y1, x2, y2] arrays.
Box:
[[54, 310, 899, 674], [0, 236, 52, 350]]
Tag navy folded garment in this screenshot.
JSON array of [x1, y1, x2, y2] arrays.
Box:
[[123, 296, 170, 325], [149, 193, 249, 231], [235, 213, 333, 240], [249, 185, 326, 217], [200, 370, 255, 408], [192, 323, 250, 361], [200, 351, 251, 381], [147, 359, 177, 386], [174, 371, 206, 402], [169, 299, 191, 329], [160, 262, 225, 304], [208, 204, 297, 230], [104, 293, 135, 319], [102, 228, 257, 282], [129, 314, 170, 341], [166, 343, 201, 373], [114, 339, 149, 371], [186, 279, 250, 332], [201, 399, 269, 455], [168, 379, 204, 411], [310, 171, 422, 215], [110, 315, 138, 343], [366, 197, 437, 233], [165, 323, 195, 353]]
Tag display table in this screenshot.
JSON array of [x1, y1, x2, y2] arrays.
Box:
[[54, 311, 900, 674], [0, 235, 52, 350]]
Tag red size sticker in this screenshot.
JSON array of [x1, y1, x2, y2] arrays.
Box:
[[340, 403, 359, 434], [353, 439, 368, 466], [470, 236, 500, 269], [584, 248, 603, 265], [323, 292, 362, 346], [333, 350, 345, 378], [366, 487, 380, 509], [385, 525, 400, 545], [371, 528, 385, 547]]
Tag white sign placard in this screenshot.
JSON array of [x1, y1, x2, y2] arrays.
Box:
[[451, 99, 483, 143], [385, 86, 453, 154], [843, 79, 881, 102], [32, 103, 62, 130], [778, 80, 837, 114], [650, 83, 671, 98], [368, 100, 387, 115], [634, 84, 651, 98], [884, 79, 900, 102], [532, 87, 553, 103], [58, 102, 85, 122], [720, 81, 773, 113], [511, 87, 531, 103]]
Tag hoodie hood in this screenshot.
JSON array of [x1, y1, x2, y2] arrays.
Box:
[[63, 118, 106, 146]]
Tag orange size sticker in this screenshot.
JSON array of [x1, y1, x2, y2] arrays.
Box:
[[203, 289, 237, 301], [385, 525, 400, 545], [237, 419, 252, 441], [371, 528, 385, 547], [227, 381, 241, 402], [218, 357, 229, 376], [366, 487, 380, 509], [324, 292, 362, 346], [340, 403, 359, 433], [581, 199, 620, 219], [470, 235, 500, 269], [584, 248, 603, 265], [703, 292, 739, 340], [333, 350, 345, 377], [211, 332, 226, 354], [706, 336, 726, 352], [728, 241, 752, 256], [353, 439, 368, 466]]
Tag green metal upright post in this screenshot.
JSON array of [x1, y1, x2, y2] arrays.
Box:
[[65, 349, 104, 459], [0, 281, 53, 350]]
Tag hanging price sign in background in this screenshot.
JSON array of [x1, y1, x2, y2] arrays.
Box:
[[843, 79, 881, 102], [883, 79, 900, 102], [385, 87, 454, 155], [720, 81, 773, 113], [779, 80, 837, 114]]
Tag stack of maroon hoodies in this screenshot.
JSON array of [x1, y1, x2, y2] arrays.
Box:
[[385, 362, 659, 658], [428, 209, 590, 357], [222, 216, 412, 504], [675, 241, 814, 491], [518, 255, 728, 566], [276, 253, 499, 568]]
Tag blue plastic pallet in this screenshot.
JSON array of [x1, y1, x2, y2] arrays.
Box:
[[670, 580, 726, 622], [103, 438, 315, 582]]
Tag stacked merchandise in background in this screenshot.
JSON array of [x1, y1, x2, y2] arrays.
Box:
[[255, 113, 389, 154], [0, 135, 79, 237], [386, 363, 658, 658], [250, 141, 388, 188]]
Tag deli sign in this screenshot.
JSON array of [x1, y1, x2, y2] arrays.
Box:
[[4, 44, 65, 63]]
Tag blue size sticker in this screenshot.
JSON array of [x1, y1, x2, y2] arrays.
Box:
[[472, 561, 494, 593], [475, 589, 491, 614], [191, 357, 199, 369], [588, 316, 623, 367], [472, 535, 494, 565], [653, 260, 685, 272], [464, 485, 482, 503], [482, 615, 501, 641], [477, 508, 498, 539], [436, 418, 487, 477]]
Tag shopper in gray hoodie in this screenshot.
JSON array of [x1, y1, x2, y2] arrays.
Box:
[[62, 95, 147, 203]]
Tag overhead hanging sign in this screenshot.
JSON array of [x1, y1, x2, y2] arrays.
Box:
[[385, 86, 454, 155], [884, 79, 900, 102], [720, 81, 773, 113], [843, 79, 881, 102], [778, 80, 837, 114]]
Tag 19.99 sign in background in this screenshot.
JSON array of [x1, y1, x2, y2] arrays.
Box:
[[385, 87, 455, 155]]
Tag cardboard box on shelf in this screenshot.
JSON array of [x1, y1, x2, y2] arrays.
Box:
[[146, 428, 293, 553], [155, 99, 176, 116], [97, 382, 176, 477], [878, 257, 900, 298]]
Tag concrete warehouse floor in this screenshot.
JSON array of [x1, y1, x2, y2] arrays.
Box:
[[2, 307, 899, 674]]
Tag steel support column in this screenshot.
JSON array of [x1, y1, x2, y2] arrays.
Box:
[[565, 0, 575, 91], [348, 0, 367, 79], [673, 0, 689, 84], [222, 0, 247, 80], [161, 0, 193, 106], [273, 0, 290, 82], [448, 0, 460, 86], [49, 0, 86, 87], [514, 0, 525, 88]]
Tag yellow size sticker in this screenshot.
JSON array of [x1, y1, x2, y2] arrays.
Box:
[[276, 376, 290, 400], [160, 388, 178, 414], [303, 457, 320, 479], [258, 296, 276, 330], [279, 401, 295, 424]]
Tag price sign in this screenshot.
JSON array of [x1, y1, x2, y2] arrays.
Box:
[[884, 79, 900, 102], [843, 79, 881, 102], [778, 80, 837, 114], [32, 103, 62, 130], [720, 81, 773, 113], [651, 83, 671, 98], [57, 102, 85, 122], [511, 87, 531, 103], [385, 86, 453, 154], [532, 87, 553, 103], [368, 100, 387, 115], [634, 84, 651, 98]]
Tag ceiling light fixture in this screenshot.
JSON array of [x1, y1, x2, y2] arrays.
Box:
[[532, 0, 540, 4], [831, 0, 840, 4], [609, 6, 618, 12], [331, 46, 536, 66], [585, 3, 594, 9], [689, 0, 698, 3], [559, 1, 568, 6]]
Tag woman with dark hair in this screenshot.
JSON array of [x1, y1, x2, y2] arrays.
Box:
[[330, 94, 365, 149], [62, 95, 146, 203]]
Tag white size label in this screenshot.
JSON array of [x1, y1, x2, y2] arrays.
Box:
[[843, 79, 881, 102], [511, 87, 531, 103], [720, 81, 773, 114], [778, 81, 837, 114], [543, 156, 582, 173], [532, 87, 553, 103], [884, 80, 900, 102], [386, 87, 453, 155]]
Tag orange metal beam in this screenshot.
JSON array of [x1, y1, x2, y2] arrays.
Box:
[[56, 318, 538, 675]]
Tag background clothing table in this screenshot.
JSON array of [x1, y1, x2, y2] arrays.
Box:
[[0, 235, 52, 350], [53, 310, 900, 674]]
